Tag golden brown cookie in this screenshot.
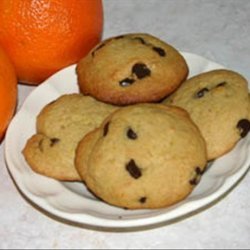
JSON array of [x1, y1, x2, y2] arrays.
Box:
[[76, 33, 188, 105], [75, 104, 207, 209], [23, 94, 118, 181], [163, 69, 250, 160]]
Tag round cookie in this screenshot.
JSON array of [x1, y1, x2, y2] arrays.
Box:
[[76, 33, 188, 105], [75, 104, 207, 209], [23, 94, 118, 181], [163, 69, 250, 160]]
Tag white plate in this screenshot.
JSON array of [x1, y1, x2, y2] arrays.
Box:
[[4, 52, 250, 229]]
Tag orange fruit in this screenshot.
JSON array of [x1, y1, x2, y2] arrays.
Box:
[[0, 46, 17, 142], [0, 0, 103, 85]]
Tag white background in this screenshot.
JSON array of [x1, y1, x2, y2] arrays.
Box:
[[0, 0, 250, 248]]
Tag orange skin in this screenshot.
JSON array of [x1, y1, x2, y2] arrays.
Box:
[[0, 0, 103, 84], [0, 46, 17, 142]]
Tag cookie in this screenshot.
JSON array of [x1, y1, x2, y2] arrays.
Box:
[[75, 104, 207, 209], [76, 33, 188, 105], [23, 94, 117, 181], [163, 69, 250, 160]]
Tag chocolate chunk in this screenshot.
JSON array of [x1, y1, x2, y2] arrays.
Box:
[[237, 119, 250, 138], [91, 43, 105, 57], [189, 167, 204, 186], [132, 63, 151, 79], [196, 88, 209, 98], [139, 197, 147, 203], [133, 37, 146, 44], [127, 128, 137, 139], [152, 47, 166, 57], [189, 178, 199, 186], [216, 81, 227, 87], [119, 78, 135, 87], [50, 138, 60, 147], [195, 166, 203, 175], [103, 122, 110, 136], [126, 159, 142, 179]]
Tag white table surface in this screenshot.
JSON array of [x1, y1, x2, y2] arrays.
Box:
[[1, 0, 250, 248]]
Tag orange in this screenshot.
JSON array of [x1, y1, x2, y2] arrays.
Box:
[[0, 46, 17, 142], [0, 0, 103, 85]]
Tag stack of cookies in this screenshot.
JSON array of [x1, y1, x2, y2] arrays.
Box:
[[23, 33, 250, 210]]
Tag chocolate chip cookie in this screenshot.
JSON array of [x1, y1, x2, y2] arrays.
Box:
[[75, 104, 207, 209], [76, 33, 188, 105], [23, 94, 117, 181], [163, 69, 250, 160]]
